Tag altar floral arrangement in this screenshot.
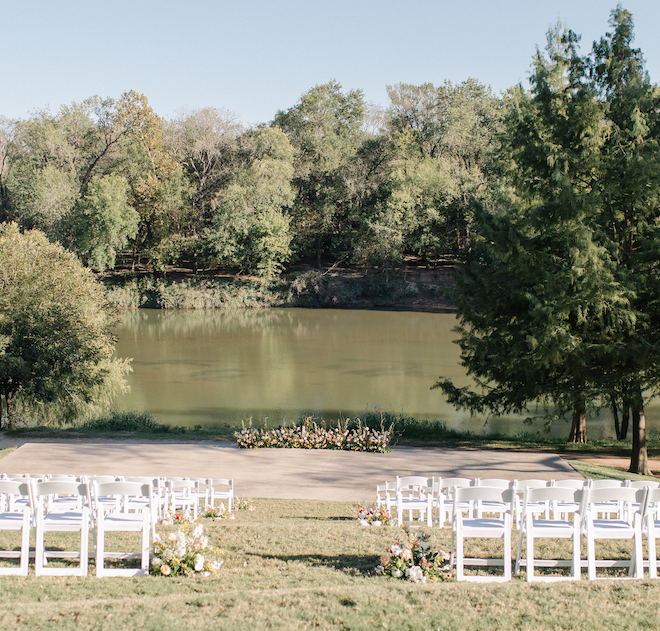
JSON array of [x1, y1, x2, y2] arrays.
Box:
[[235, 417, 394, 452], [376, 530, 453, 583], [151, 521, 223, 577], [357, 502, 392, 526]]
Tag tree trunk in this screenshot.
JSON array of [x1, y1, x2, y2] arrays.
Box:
[[612, 395, 621, 439], [629, 399, 651, 475], [568, 399, 587, 443]]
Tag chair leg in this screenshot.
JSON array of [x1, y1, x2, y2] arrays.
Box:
[[572, 526, 581, 580], [456, 529, 464, 581], [526, 531, 535, 582], [96, 517, 105, 577], [504, 528, 512, 581], [514, 518, 525, 575], [649, 524, 658, 579]]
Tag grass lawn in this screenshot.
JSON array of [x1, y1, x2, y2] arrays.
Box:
[[0, 498, 658, 630]]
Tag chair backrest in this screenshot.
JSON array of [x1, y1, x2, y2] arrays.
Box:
[[524, 486, 582, 511], [0, 480, 30, 500], [585, 486, 646, 508], [208, 478, 233, 488], [438, 477, 472, 491], [396, 476, 433, 488], [93, 481, 152, 500], [629, 480, 660, 490], [475, 478, 514, 489], [30, 479, 90, 513], [551, 479, 585, 490], [588, 479, 626, 490], [455, 485, 515, 506]]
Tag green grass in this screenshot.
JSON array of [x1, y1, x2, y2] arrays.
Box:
[[0, 499, 658, 629], [567, 460, 657, 482]]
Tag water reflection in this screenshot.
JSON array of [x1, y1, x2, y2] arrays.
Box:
[[113, 308, 660, 439]]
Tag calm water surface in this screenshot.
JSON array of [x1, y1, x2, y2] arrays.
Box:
[[113, 308, 660, 439]]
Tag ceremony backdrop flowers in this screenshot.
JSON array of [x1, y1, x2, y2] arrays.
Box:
[[235, 417, 394, 452]]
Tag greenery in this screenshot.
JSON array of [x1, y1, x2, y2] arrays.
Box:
[[77, 411, 189, 434], [567, 460, 658, 482], [0, 223, 131, 428], [434, 6, 660, 474], [0, 499, 658, 629]]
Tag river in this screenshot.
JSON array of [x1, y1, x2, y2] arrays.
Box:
[[113, 308, 660, 439]]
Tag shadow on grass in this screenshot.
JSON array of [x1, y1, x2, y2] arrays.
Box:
[[248, 552, 380, 575]]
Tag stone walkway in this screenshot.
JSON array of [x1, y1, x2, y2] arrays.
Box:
[[0, 439, 580, 501]]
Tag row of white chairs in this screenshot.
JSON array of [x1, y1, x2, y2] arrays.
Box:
[[0, 473, 234, 577], [377, 476, 660, 581]]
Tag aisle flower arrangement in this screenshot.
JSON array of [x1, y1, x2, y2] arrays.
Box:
[[203, 503, 235, 520], [376, 530, 453, 583], [357, 502, 392, 526], [235, 497, 255, 511], [235, 418, 394, 452], [151, 521, 223, 577]]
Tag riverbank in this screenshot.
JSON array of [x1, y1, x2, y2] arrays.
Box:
[[102, 263, 458, 312]]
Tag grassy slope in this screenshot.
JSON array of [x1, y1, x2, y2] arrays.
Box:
[[0, 498, 658, 630]]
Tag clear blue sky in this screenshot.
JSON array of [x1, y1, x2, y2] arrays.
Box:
[[2, 1, 659, 127]]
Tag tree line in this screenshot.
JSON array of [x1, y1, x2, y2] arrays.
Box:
[[0, 80, 499, 279]]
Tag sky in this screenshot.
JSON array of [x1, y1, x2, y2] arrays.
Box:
[[2, 1, 660, 127]]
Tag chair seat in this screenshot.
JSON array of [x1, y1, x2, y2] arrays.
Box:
[[42, 511, 89, 531], [590, 519, 637, 536], [0, 513, 28, 529]]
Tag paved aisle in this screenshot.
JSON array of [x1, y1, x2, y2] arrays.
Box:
[[0, 441, 579, 501]]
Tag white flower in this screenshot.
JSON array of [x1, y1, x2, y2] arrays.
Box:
[[392, 568, 403, 578], [391, 544, 403, 555], [194, 554, 205, 571], [406, 566, 426, 583], [360, 519, 370, 527]]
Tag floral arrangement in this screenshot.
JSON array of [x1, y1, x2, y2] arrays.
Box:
[[235, 497, 255, 511], [235, 418, 394, 452], [357, 502, 392, 526], [376, 530, 453, 583], [203, 503, 235, 520], [160, 509, 194, 525], [151, 521, 223, 577]]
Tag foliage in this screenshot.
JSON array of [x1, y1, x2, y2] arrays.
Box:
[[234, 416, 394, 452], [0, 223, 131, 427], [77, 410, 188, 433], [151, 520, 223, 577], [434, 9, 660, 474], [376, 529, 453, 582]]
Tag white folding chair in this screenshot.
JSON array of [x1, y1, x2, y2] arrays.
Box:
[[376, 481, 396, 514], [30, 479, 91, 577], [515, 486, 584, 581], [642, 486, 660, 578], [514, 480, 550, 528], [206, 478, 234, 512], [474, 478, 516, 520], [395, 476, 433, 527], [587, 479, 628, 520], [549, 479, 585, 520], [0, 481, 31, 576], [167, 478, 201, 520], [435, 477, 473, 528], [583, 486, 646, 580], [93, 480, 152, 577], [452, 485, 515, 582]]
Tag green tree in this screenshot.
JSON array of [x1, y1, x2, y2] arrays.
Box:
[[72, 174, 139, 271], [435, 11, 660, 474], [273, 81, 365, 265], [207, 127, 294, 279], [384, 80, 500, 260], [590, 4, 660, 473], [0, 223, 131, 427]]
